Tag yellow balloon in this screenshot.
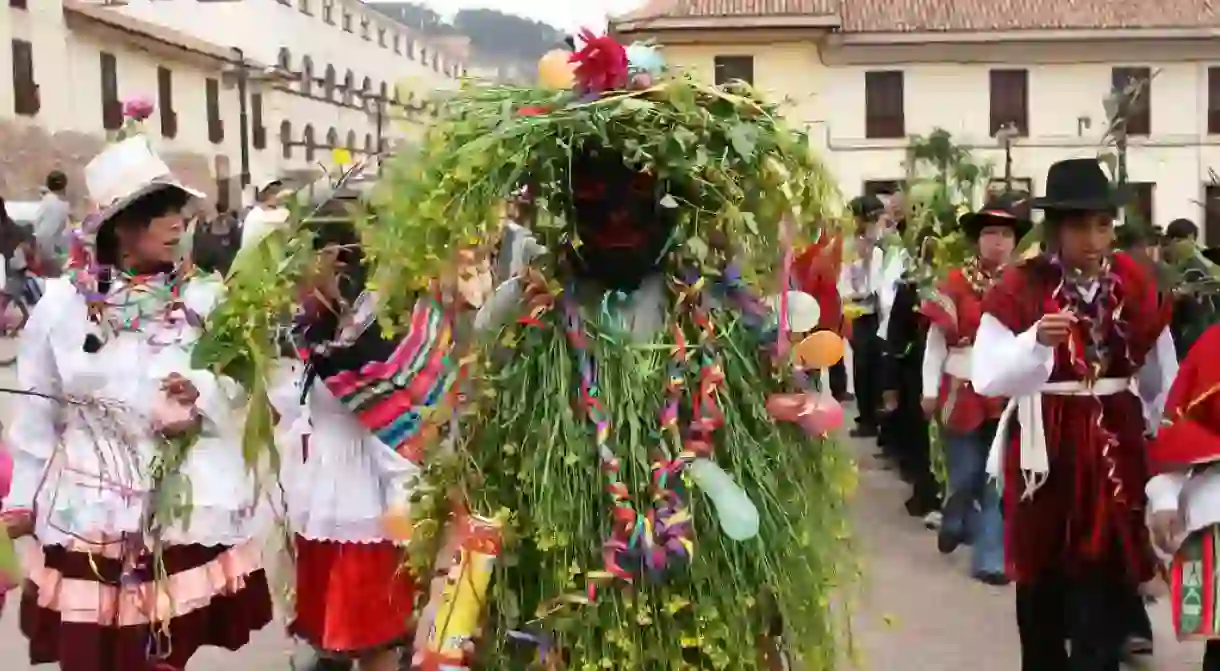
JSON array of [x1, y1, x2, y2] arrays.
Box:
[[381, 507, 413, 541], [795, 331, 845, 370], [538, 49, 575, 89]]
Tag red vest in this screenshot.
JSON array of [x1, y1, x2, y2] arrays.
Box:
[[921, 268, 1005, 433]]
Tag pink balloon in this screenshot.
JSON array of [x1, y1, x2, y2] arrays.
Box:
[[0, 448, 11, 500], [797, 397, 845, 436], [767, 393, 845, 436], [765, 393, 807, 424]]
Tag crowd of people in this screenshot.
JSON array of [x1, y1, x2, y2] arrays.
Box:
[[0, 173, 296, 332], [5, 29, 1220, 671], [797, 156, 1220, 669]]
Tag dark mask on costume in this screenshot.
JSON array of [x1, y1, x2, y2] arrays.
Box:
[[568, 149, 677, 293]]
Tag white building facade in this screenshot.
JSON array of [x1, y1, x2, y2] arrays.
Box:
[[615, 1, 1220, 240], [105, 0, 467, 187], [2, 0, 244, 209]]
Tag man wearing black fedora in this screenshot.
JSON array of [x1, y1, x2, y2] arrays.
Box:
[[969, 158, 1178, 670], [838, 193, 887, 439]]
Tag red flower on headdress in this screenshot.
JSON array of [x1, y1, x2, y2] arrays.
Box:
[[517, 106, 550, 117], [569, 29, 628, 94]]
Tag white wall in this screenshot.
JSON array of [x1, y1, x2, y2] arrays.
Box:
[[2, 1, 242, 202], [114, 0, 463, 182], [646, 33, 1220, 239], [823, 60, 1217, 231]]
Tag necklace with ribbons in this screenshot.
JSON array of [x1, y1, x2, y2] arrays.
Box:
[[1050, 255, 1127, 382], [76, 267, 197, 345], [961, 257, 1001, 296], [1049, 253, 1132, 512]]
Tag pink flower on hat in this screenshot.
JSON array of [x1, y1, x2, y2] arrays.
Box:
[[122, 97, 155, 121]]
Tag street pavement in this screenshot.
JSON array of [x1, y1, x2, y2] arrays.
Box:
[[0, 340, 1205, 669]]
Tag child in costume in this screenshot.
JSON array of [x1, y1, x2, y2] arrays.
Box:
[[971, 159, 1176, 670], [267, 191, 505, 671], [1148, 323, 1220, 668], [272, 212, 421, 671], [360, 33, 854, 670], [921, 192, 1028, 585], [1, 135, 271, 670]]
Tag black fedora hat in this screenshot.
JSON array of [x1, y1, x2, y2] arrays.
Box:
[[960, 191, 1033, 241], [849, 194, 885, 220], [1032, 158, 1128, 212]]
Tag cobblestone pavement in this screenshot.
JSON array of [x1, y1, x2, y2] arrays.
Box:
[[0, 355, 1206, 669]]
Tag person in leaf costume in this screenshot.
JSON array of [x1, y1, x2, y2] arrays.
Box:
[[355, 32, 853, 671], [920, 192, 1028, 586]]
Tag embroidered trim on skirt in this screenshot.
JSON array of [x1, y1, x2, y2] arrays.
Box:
[[289, 536, 417, 655], [19, 541, 272, 671]]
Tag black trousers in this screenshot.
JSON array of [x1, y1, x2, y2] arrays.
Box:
[[1206, 640, 1220, 670], [882, 351, 939, 511], [828, 360, 848, 400], [1016, 572, 1130, 671], [1121, 585, 1152, 641], [849, 312, 882, 429]]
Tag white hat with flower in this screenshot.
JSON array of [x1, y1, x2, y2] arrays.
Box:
[[83, 97, 203, 234], [84, 136, 204, 234]]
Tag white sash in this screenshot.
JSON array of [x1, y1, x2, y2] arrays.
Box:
[[986, 377, 1134, 498], [944, 347, 972, 380]]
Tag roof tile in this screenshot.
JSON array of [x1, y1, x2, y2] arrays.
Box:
[[617, 0, 1217, 31], [619, 0, 838, 22], [844, 0, 1215, 32]]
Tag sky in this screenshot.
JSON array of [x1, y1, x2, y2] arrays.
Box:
[[376, 0, 649, 33]]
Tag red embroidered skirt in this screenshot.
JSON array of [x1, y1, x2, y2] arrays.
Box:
[[289, 536, 417, 654], [19, 542, 272, 671]]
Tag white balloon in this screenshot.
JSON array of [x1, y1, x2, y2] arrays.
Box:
[[765, 291, 821, 333], [688, 459, 760, 541]]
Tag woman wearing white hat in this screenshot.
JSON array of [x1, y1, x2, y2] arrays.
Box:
[[0, 136, 271, 671]]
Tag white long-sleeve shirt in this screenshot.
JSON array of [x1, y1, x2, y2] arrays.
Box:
[[971, 304, 1177, 490], [876, 248, 908, 341], [836, 245, 884, 309], [970, 313, 1176, 425], [922, 325, 949, 400]]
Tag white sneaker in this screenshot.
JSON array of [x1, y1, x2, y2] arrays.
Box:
[[923, 510, 943, 530]]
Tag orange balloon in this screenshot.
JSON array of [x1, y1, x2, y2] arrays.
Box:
[[381, 507, 413, 541], [538, 49, 575, 89], [795, 331, 844, 369]]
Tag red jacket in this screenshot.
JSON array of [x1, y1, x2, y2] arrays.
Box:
[[793, 235, 847, 338]]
